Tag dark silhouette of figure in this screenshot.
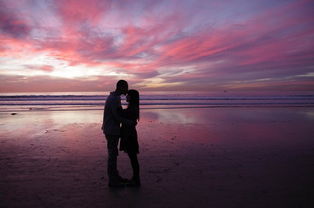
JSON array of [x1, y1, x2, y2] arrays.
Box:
[[102, 80, 135, 187], [119, 89, 141, 187]]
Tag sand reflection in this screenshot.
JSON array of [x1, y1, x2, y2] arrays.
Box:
[[142, 109, 197, 124]]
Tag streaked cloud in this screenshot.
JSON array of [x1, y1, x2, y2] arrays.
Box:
[[0, 0, 313, 92]]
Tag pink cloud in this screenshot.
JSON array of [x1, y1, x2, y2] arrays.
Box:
[[0, 1, 31, 39], [0, 75, 118, 93], [0, 0, 313, 92], [54, 0, 112, 25], [39, 65, 54, 72]]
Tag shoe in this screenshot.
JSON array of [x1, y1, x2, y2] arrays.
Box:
[[126, 178, 141, 187], [117, 176, 130, 183], [108, 181, 125, 188]]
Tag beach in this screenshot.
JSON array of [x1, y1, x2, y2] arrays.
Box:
[[1, 107, 314, 208]]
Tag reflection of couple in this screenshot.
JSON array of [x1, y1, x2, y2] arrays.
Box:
[[102, 80, 140, 187]]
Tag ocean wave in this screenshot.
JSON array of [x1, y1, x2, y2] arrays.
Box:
[[1, 94, 314, 101], [1, 94, 314, 111]]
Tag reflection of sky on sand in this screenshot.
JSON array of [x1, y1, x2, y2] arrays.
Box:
[[48, 110, 102, 126], [142, 110, 197, 124], [0, 111, 102, 135], [1, 108, 314, 145], [141, 108, 255, 125], [140, 108, 314, 146], [2, 108, 314, 129], [304, 110, 314, 120]]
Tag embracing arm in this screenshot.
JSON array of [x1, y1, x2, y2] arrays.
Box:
[[111, 99, 136, 126]]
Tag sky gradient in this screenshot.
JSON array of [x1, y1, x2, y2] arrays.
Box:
[[0, 0, 313, 93]]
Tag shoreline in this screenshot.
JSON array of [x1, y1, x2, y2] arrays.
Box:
[[1, 104, 314, 113]]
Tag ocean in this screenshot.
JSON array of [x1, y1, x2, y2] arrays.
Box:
[[0, 91, 314, 112]]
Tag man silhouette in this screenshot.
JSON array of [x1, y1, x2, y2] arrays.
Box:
[[102, 80, 134, 187]]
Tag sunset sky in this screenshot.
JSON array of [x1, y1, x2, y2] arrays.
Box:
[[0, 0, 313, 93]]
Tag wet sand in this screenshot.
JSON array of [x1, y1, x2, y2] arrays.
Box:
[[1, 108, 314, 208]]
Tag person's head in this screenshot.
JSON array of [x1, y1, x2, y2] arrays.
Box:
[[116, 80, 128, 95], [126, 89, 140, 121]]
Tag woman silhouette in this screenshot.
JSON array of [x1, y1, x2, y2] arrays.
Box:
[[119, 89, 141, 186]]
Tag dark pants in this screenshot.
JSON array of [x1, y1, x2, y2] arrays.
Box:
[[105, 134, 120, 182], [127, 152, 140, 180]]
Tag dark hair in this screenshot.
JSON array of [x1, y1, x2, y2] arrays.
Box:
[[116, 80, 128, 89], [127, 89, 140, 121]]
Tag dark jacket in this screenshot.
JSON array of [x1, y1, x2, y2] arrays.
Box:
[[119, 107, 139, 154], [102, 92, 131, 136]]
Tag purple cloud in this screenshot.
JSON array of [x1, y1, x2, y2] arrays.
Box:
[[0, 0, 313, 92]]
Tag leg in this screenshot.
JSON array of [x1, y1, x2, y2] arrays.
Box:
[[105, 135, 120, 183], [127, 152, 140, 185]]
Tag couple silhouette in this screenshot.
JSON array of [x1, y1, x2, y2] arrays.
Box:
[[101, 80, 141, 187]]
